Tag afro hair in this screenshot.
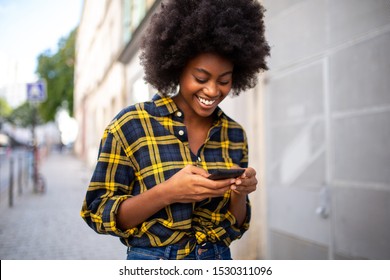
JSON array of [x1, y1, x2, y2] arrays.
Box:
[[140, 0, 270, 95]]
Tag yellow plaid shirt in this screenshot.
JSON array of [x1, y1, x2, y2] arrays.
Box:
[[81, 93, 251, 259]]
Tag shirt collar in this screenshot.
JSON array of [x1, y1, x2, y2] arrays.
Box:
[[152, 93, 179, 116]]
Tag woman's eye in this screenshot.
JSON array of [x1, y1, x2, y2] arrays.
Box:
[[195, 77, 207, 83], [218, 81, 230, 85]]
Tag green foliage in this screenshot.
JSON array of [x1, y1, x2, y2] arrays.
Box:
[[36, 28, 76, 122], [7, 102, 43, 128], [0, 97, 12, 130], [0, 97, 12, 118]]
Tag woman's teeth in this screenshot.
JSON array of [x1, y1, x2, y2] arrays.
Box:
[[198, 97, 216, 106]]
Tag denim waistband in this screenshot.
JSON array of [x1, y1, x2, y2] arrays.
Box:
[[127, 242, 232, 260]]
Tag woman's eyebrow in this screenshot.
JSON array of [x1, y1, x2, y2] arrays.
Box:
[[194, 68, 233, 77]]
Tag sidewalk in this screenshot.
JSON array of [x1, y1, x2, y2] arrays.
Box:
[[0, 151, 124, 260]]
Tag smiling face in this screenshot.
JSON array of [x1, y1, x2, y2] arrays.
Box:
[[174, 52, 234, 120]]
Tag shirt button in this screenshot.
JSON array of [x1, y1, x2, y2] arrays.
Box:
[[197, 157, 202, 162], [178, 130, 184, 136], [176, 111, 182, 117]]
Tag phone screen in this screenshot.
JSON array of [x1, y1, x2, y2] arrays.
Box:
[[208, 169, 245, 180]]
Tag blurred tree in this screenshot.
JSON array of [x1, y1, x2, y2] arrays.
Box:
[[36, 28, 76, 122], [0, 97, 12, 118], [7, 102, 43, 128], [0, 97, 12, 130]]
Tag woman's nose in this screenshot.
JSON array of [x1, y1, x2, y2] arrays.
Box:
[[203, 82, 219, 97]]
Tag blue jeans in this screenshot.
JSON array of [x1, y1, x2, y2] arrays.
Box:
[[126, 242, 232, 260]]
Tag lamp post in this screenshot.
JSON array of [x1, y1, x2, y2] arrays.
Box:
[[26, 80, 46, 193], [31, 102, 39, 193]]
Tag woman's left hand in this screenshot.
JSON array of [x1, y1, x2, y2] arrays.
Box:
[[231, 167, 258, 196]]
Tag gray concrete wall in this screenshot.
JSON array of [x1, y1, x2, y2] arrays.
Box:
[[263, 0, 390, 259]]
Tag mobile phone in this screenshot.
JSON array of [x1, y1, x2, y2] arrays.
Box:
[[208, 169, 245, 180]]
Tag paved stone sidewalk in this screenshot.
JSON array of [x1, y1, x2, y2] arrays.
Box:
[[0, 151, 125, 260]]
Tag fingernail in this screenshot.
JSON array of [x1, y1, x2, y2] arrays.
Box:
[[231, 185, 237, 190]]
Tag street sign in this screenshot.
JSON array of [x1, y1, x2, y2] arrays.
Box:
[[27, 80, 46, 102]]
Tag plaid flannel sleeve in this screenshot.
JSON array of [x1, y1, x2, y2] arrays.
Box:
[[228, 131, 252, 240], [80, 127, 135, 238]]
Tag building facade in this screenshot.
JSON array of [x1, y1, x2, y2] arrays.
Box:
[[74, 0, 156, 165], [74, 0, 390, 259], [263, 0, 390, 259]]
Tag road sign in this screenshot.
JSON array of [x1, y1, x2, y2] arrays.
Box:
[[27, 80, 46, 102]]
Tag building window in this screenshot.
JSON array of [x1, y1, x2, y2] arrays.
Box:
[[132, 0, 146, 30], [122, 0, 149, 45], [123, 0, 132, 43]]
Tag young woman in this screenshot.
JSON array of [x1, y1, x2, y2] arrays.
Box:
[[81, 0, 270, 260]]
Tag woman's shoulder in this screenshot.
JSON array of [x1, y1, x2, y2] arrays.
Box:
[[114, 99, 155, 121], [106, 100, 155, 133], [218, 109, 245, 132]]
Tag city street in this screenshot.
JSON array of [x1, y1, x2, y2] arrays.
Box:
[[0, 150, 124, 260]]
